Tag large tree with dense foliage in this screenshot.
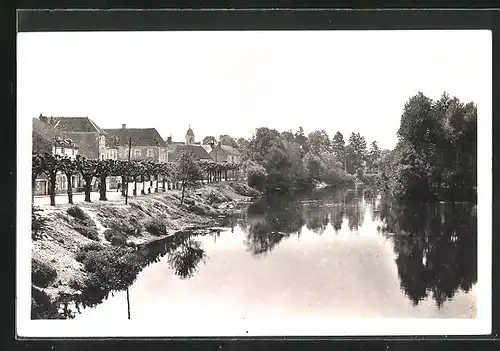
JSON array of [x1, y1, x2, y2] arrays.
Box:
[[346, 132, 368, 174], [382, 91, 477, 200], [219, 134, 238, 148], [307, 130, 331, 155], [331, 131, 346, 170], [202, 136, 217, 145]]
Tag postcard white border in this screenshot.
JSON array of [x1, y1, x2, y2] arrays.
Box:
[[16, 29, 492, 338]]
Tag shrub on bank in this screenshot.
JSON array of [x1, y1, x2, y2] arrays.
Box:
[[247, 165, 267, 192], [144, 218, 168, 236], [104, 229, 127, 246], [32, 259, 57, 288], [80, 247, 143, 292], [67, 206, 90, 222], [74, 223, 100, 241]]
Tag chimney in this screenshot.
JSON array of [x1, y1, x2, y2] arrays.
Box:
[[167, 136, 172, 144], [122, 124, 126, 129]]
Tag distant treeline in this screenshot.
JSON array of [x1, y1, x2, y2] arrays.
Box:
[[217, 127, 383, 193]]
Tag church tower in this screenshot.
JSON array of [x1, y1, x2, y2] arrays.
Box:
[[185, 125, 195, 145]]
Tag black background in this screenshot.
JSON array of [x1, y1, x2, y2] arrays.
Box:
[[3, 4, 500, 351]]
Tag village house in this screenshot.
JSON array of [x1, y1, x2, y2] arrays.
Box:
[[166, 126, 212, 162], [41, 114, 107, 160], [104, 125, 168, 189], [32, 118, 80, 196], [208, 143, 242, 165]]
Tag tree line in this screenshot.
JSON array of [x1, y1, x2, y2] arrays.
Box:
[[203, 127, 384, 193], [378, 92, 477, 201], [32, 151, 240, 206]]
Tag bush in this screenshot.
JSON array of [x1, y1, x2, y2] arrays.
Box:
[[81, 242, 103, 252], [106, 218, 141, 236], [67, 206, 90, 222], [144, 218, 168, 236], [32, 259, 57, 288], [81, 248, 143, 292], [228, 182, 261, 197], [74, 223, 100, 241], [247, 165, 267, 192], [206, 191, 228, 204], [104, 229, 127, 246]]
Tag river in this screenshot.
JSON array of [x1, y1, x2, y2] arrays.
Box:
[[72, 186, 477, 322]]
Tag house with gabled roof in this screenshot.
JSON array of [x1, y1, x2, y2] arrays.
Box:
[[41, 114, 107, 160], [209, 143, 242, 164], [104, 124, 168, 162], [32, 117, 81, 196]]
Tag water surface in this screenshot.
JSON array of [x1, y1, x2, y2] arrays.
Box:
[[74, 187, 477, 321]]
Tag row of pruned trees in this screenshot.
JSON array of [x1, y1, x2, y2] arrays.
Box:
[[32, 151, 240, 206]]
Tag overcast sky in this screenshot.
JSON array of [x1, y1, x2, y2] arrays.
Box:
[[17, 30, 491, 150]]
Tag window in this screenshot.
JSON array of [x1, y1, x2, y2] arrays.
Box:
[[99, 135, 106, 149], [108, 149, 117, 160], [147, 149, 154, 157], [55, 147, 62, 155], [134, 149, 142, 157]]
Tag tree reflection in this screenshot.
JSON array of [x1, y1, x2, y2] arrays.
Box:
[[378, 198, 477, 308], [242, 195, 304, 256], [303, 204, 329, 234], [166, 237, 206, 279]]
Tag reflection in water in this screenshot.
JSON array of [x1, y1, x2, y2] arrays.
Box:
[[72, 231, 207, 316], [66, 185, 476, 319], [236, 187, 477, 308], [378, 198, 477, 308]]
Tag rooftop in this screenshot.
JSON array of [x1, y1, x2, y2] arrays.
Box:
[[104, 128, 167, 147]]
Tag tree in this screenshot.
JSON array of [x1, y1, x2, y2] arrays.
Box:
[[347, 132, 367, 174], [367, 141, 381, 172], [40, 153, 61, 206], [174, 151, 202, 205], [281, 130, 295, 143], [32, 153, 44, 204], [332, 131, 346, 170], [248, 127, 282, 163], [75, 155, 98, 202], [202, 136, 217, 145], [294, 126, 308, 154], [307, 130, 331, 155], [95, 159, 118, 201], [219, 134, 238, 148], [59, 156, 78, 204]]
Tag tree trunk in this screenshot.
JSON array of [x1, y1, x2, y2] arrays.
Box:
[[180, 183, 185, 205], [32, 174, 37, 204], [162, 177, 166, 192], [84, 177, 92, 202], [156, 174, 160, 192], [49, 173, 57, 206], [66, 173, 73, 204], [121, 175, 127, 196], [141, 176, 146, 195], [134, 179, 137, 196], [225, 170, 228, 181], [99, 175, 107, 201]]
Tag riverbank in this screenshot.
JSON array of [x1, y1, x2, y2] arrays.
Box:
[[31, 181, 260, 319]]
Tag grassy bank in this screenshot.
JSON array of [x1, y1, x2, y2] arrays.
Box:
[[31, 181, 260, 319]]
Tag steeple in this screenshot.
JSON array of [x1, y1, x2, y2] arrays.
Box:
[[185, 125, 195, 144]]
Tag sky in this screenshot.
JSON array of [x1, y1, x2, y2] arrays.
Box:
[[17, 30, 491, 150]]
